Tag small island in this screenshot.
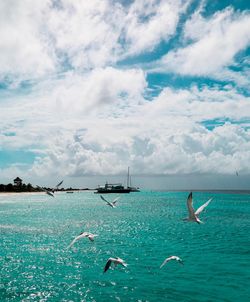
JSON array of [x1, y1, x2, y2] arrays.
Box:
[[0, 177, 91, 193]]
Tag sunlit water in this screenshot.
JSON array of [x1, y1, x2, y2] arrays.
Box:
[[0, 191, 249, 301]]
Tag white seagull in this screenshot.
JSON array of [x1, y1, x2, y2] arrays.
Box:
[[184, 192, 212, 224], [36, 185, 54, 197], [100, 195, 120, 208], [103, 257, 128, 273], [160, 256, 183, 268], [67, 232, 98, 249]]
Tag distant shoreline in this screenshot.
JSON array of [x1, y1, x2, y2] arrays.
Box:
[[0, 189, 249, 195], [0, 190, 96, 196]]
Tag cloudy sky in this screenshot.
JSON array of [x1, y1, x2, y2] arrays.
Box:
[[0, 0, 250, 190]]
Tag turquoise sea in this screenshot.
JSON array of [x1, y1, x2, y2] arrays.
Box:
[[0, 191, 249, 302]]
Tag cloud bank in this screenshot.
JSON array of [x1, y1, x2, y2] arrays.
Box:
[[0, 0, 250, 186]]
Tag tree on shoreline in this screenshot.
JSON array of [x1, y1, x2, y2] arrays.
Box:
[[0, 182, 39, 193]]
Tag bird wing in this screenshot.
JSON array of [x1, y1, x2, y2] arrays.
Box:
[[67, 237, 78, 249], [187, 192, 196, 219], [55, 180, 63, 188], [104, 259, 113, 273], [100, 195, 109, 203], [100, 195, 114, 207], [37, 185, 54, 197], [195, 198, 212, 216], [46, 190, 54, 197], [160, 257, 171, 268], [112, 197, 120, 205]]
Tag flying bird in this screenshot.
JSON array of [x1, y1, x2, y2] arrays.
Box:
[[183, 192, 212, 224], [36, 185, 54, 197], [103, 257, 127, 273], [67, 232, 98, 249], [100, 195, 120, 208], [52, 180, 64, 193], [160, 256, 183, 268]]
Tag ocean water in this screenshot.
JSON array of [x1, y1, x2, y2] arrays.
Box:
[[0, 191, 249, 302]]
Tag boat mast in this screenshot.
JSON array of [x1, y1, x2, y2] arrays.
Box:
[[127, 166, 130, 188]]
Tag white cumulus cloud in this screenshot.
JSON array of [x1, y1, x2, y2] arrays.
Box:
[[2, 80, 249, 177], [158, 7, 250, 78], [123, 0, 186, 56], [0, 0, 56, 78]]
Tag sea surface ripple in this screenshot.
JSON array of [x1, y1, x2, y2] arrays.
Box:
[[0, 191, 249, 301]]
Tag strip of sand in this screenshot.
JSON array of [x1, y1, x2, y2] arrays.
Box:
[[0, 192, 44, 196]]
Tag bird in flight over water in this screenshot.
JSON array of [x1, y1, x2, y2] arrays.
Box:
[[103, 257, 127, 273], [36, 185, 54, 197], [67, 232, 98, 249], [37, 180, 63, 196], [100, 195, 120, 208], [160, 256, 184, 268], [183, 192, 212, 224]]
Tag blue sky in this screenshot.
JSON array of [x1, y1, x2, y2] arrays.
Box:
[[0, 0, 250, 189]]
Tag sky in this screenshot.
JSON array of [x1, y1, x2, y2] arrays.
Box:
[[0, 0, 250, 190]]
